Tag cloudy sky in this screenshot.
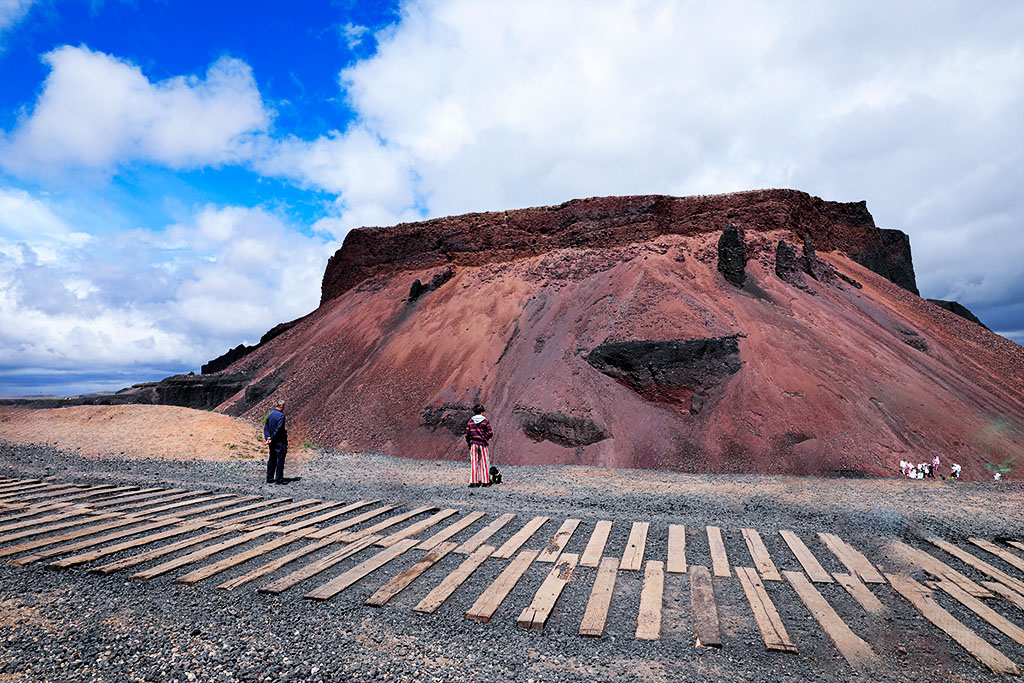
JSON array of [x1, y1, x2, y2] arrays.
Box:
[[1, 0, 1022, 396]]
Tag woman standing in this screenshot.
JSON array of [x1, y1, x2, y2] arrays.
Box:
[[465, 404, 493, 487]]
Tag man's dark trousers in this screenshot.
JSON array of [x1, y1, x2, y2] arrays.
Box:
[[266, 441, 286, 483]]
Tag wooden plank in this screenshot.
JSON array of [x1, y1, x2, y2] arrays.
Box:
[[518, 553, 578, 630], [130, 529, 275, 581], [90, 526, 241, 575], [47, 522, 207, 569], [304, 538, 420, 600], [888, 539, 992, 598], [88, 489, 186, 508], [689, 564, 721, 647], [229, 499, 322, 527], [0, 510, 121, 544], [0, 514, 140, 559], [887, 573, 1019, 676], [817, 532, 885, 585], [245, 501, 340, 530], [141, 493, 239, 516], [929, 580, 1024, 648], [376, 509, 459, 547], [537, 518, 581, 563], [579, 520, 612, 568], [833, 572, 886, 614], [12, 518, 183, 566], [969, 537, 1024, 575], [455, 513, 516, 554], [175, 527, 316, 585], [927, 537, 1024, 596], [337, 505, 434, 543], [619, 522, 649, 572], [579, 556, 619, 637], [706, 526, 731, 578], [784, 570, 879, 670], [217, 535, 339, 591], [491, 516, 548, 560], [1009, 541, 1024, 553], [982, 581, 1024, 613], [47, 486, 135, 504], [465, 549, 539, 622], [365, 541, 458, 607], [0, 508, 94, 535], [735, 566, 797, 653], [779, 530, 833, 583], [2, 485, 83, 503], [190, 497, 292, 523], [416, 511, 485, 551], [413, 544, 494, 614], [636, 560, 666, 641], [276, 500, 379, 534], [105, 490, 207, 512], [258, 535, 382, 594], [667, 524, 687, 574], [741, 528, 781, 582], [0, 483, 50, 499], [304, 504, 398, 539], [151, 496, 261, 521]]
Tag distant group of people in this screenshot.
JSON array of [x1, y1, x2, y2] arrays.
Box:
[[899, 455, 961, 480]]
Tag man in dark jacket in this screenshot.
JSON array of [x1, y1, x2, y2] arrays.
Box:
[[264, 399, 287, 484], [465, 404, 493, 487]]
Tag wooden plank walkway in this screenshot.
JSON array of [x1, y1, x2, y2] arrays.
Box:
[[337, 506, 435, 543], [667, 524, 687, 574], [741, 528, 781, 581], [580, 520, 612, 568], [982, 581, 1024, 613], [619, 522, 649, 572], [518, 554, 578, 630], [304, 538, 420, 600], [689, 564, 721, 647], [365, 542, 458, 607], [784, 570, 879, 670], [0, 509, 97, 539], [305, 504, 398, 539], [779, 530, 833, 583], [635, 560, 665, 641], [217, 535, 340, 591], [91, 526, 242, 575], [13, 518, 183, 566], [413, 545, 494, 614], [258, 535, 382, 594], [537, 519, 580, 563], [193, 497, 292, 523], [246, 501, 341, 530], [735, 566, 797, 653], [465, 549, 539, 622], [887, 573, 1019, 676], [275, 500, 378, 534], [491, 516, 548, 560], [176, 527, 317, 585], [928, 580, 1024, 648], [131, 529, 275, 581], [417, 511, 485, 551], [376, 509, 459, 547], [48, 522, 207, 569], [83, 488, 167, 507], [968, 537, 1024, 574], [817, 532, 885, 584], [0, 514, 142, 559], [833, 572, 886, 614], [926, 537, 1024, 596], [888, 539, 992, 598], [706, 526, 731, 578], [579, 556, 618, 637], [454, 513, 515, 554]]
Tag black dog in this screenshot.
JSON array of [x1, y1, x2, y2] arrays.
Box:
[[489, 466, 502, 485]]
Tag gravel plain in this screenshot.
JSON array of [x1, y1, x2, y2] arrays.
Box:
[[1, 441, 1023, 683]]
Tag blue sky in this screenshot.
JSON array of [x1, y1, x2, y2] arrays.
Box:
[[1, 0, 1023, 396]]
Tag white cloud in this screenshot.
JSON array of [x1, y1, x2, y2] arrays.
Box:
[[0, 0, 34, 36], [0, 46, 271, 174]]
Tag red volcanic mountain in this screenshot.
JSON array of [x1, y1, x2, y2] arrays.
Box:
[[201, 189, 1023, 479]]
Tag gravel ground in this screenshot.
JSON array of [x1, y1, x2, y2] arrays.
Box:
[[1, 441, 1023, 682]]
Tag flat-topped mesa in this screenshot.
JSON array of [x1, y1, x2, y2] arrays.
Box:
[[321, 188, 912, 304]]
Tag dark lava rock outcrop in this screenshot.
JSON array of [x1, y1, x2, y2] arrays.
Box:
[[716, 224, 747, 287], [928, 299, 988, 329]]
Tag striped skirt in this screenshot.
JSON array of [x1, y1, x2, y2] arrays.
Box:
[[469, 443, 491, 485]]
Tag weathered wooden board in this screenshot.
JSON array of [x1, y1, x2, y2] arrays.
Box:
[[175, 527, 317, 585], [48, 486, 135, 505], [620, 522, 649, 572], [1009, 541, 1024, 553], [82, 488, 166, 507], [13, 518, 182, 566], [231, 500, 323, 528], [47, 522, 206, 569], [981, 581, 1024, 613], [928, 580, 1024, 647], [413, 544, 494, 614], [244, 501, 341, 530], [191, 497, 293, 523], [969, 537, 1024, 574], [784, 570, 879, 670], [365, 541, 458, 607], [0, 485, 83, 503], [833, 572, 886, 614], [151, 496, 261, 521], [735, 566, 797, 653], [0, 514, 139, 559], [455, 513, 516, 554], [416, 511, 485, 551], [579, 556, 619, 637], [276, 500, 378, 534], [779, 530, 833, 583], [304, 538, 420, 600], [465, 549, 539, 622], [689, 564, 721, 647], [130, 529, 275, 581], [927, 537, 1024, 596], [636, 560, 666, 642], [142, 493, 241, 516], [537, 519, 581, 563], [304, 504, 398, 539], [376, 509, 459, 547], [887, 573, 1019, 676], [337, 506, 435, 543], [0, 509, 95, 537], [667, 524, 687, 574], [817, 532, 885, 585], [258, 535, 382, 594], [579, 521, 612, 568], [741, 528, 781, 582], [91, 526, 242, 575], [518, 553, 578, 630], [492, 516, 548, 560], [106, 491, 207, 512], [217, 535, 339, 591], [888, 539, 992, 598], [0, 505, 89, 531], [706, 526, 731, 578]]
